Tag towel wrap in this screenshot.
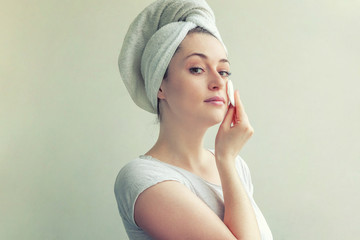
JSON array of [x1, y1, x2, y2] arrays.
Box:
[[118, 0, 226, 113]]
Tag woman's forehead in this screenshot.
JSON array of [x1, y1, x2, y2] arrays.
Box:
[[177, 33, 227, 61]]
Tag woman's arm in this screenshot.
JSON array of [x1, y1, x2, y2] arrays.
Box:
[[135, 181, 238, 240], [214, 90, 261, 239], [216, 158, 261, 239]]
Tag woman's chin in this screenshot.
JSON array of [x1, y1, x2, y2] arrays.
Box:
[[205, 111, 227, 126]]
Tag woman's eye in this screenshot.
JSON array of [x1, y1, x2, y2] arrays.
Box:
[[189, 67, 204, 74], [219, 71, 231, 77]]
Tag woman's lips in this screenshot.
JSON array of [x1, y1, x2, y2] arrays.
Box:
[[204, 96, 226, 106]]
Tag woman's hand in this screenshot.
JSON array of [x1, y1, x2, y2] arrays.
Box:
[[215, 90, 254, 162]]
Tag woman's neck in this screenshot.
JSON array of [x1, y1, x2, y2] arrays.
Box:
[[146, 118, 211, 170]]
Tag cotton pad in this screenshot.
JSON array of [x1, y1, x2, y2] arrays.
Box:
[[227, 80, 235, 106]]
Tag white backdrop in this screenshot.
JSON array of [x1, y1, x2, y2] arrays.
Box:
[[1, 0, 359, 239]]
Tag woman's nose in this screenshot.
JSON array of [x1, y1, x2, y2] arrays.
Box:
[[208, 71, 225, 90]]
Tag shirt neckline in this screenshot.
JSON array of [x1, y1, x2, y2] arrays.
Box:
[[139, 151, 222, 188]]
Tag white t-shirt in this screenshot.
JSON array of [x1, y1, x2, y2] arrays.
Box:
[[114, 152, 273, 240]]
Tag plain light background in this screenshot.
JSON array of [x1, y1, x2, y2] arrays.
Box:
[[1, 0, 359, 239]]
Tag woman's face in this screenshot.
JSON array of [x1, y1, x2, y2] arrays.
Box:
[[159, 32, 230, 126]]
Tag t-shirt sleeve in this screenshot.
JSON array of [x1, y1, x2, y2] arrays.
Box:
[[114, 158, 186, 227]]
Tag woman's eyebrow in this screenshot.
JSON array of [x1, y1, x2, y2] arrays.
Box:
[[184, 52, 230, 64]]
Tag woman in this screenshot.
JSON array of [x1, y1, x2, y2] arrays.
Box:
[[115, 0, 273, 239]]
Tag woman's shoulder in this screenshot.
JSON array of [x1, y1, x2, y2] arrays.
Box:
[[114, 155, 189, 225], [114, 156, 187, 198], [115, 156, 181, 181]]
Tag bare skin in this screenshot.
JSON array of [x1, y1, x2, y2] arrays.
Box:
[[135, 32, 260, 240]]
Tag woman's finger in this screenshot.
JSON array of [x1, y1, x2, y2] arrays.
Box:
[[220, 105, 235, 129], [234, 90, 247, 123]]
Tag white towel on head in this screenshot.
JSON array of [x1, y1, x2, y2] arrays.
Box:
[[118, 0, 226, 113]]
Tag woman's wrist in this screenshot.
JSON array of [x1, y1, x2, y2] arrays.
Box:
[[215, 155, 236, 172], [215, 152, 236, 163]]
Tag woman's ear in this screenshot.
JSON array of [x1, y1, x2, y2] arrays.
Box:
[[157, 83, 166, 100]]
